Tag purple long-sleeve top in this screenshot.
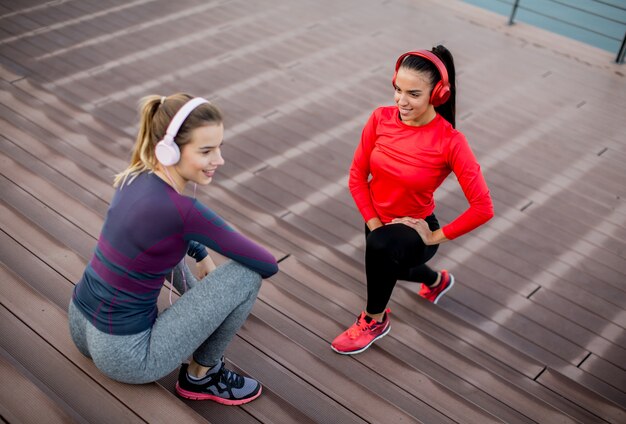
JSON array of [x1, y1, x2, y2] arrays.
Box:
[[72, 172, 278, 335]]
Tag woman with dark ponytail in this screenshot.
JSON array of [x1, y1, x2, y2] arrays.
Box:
[[332, 46, 493, 355], [69, 93, 278, 404]]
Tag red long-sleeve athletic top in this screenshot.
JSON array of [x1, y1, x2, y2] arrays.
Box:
[[349, 106, 493, 240]]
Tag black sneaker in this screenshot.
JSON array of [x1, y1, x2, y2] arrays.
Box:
[[175, 359, 262, 405]]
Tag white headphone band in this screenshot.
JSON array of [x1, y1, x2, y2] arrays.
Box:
[[155, 97, 210, 166], [164, 97, 210, 142]]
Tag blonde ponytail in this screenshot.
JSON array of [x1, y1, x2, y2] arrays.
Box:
[[114, 95, 162, 187]]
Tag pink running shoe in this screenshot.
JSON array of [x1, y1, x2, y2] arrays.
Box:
[[419, 270, 455, 304], [331, 309, 391, 355]]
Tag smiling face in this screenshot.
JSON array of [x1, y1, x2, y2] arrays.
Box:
[[174, 123, 225, 186], [394, 67, 437, 127]]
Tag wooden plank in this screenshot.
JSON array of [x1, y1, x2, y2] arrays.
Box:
[[532, 283, 626, 330], [494, 124, 623, 202], [433, 190, 626, 292], [0, 62, 24, 82], [219, 162, 362, 244], [443, 297, 626, 410], [448, 281, 626, 367], [417, 254, 626, 370], [538, 368, 625, 424], [0, 105, 127, 176], [530, 289, 626, 350], [1, 151, 104, 238], [480, 214, 626, 279], [431, 241, 540, 299], [216, 164, 289, 215], [1, 133, 111, 215], [420, 248, 620, 374], [490, 157, 623, 242], [0, 351, 80, 424], [0, 226, 79, 311], [1, 174, 95, 261], [1, 200, 87, 284], [229, 109, 358, 171], [442, 296, 580, 371], [0, 102, 124, 184], [481, 160, 626, 235], [579, 354, 626, 395], [482, 206, 626, 297], [434, 206, 626, 305], [464, 118, 625, 219], [9, 77, 132, 154]]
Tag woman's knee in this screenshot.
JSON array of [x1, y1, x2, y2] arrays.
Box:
[[366, 224, 426, 266], [366, 226, 398, 253], [219, 261, 262, 292]]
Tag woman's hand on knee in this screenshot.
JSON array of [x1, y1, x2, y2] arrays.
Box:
[[391, 217, 449, 245], [391, 217, 434, 245], [196, 254, 216, 278]]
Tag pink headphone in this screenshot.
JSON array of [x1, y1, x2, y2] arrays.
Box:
[[392, 50, 451, 107], [155, 97, 210, 166]]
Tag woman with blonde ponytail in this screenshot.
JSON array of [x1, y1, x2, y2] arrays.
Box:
[[69, 93, 278, 405]]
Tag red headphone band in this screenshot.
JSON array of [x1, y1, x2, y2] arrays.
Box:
[[393, 50, 451, 107]]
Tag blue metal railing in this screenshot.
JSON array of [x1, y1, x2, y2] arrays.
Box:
[[504, 0, 626, 63]]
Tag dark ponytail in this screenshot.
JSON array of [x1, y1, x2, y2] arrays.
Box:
[[431, 45, 456, 128], [399, 45, 457, 128]]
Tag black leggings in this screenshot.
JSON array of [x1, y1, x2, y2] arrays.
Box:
[[365, 214, 440, 314]]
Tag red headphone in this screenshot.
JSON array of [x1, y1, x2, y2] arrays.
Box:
[[392, 50, 451, 107]]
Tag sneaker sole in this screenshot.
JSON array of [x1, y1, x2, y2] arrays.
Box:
[[433, 274, 455, 304], [175, 382, 262, 405], [330, 324, 391, 355]]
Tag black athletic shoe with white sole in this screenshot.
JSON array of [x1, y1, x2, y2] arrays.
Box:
[[175, 358, 261, 405]]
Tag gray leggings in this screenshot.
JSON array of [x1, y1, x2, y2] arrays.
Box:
[[68, 261, 262, 384]]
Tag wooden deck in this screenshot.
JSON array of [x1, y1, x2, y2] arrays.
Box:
[[1, 0, 625, 422]]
